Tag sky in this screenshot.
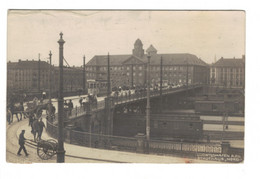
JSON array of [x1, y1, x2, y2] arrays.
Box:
[[7, 10, 245, 66]]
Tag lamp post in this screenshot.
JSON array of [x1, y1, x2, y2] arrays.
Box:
[[57, 32, 65, 163], [48, 51, 52, 117]]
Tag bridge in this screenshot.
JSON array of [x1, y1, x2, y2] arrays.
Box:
[[45, 83, 244, 161], [61, 84, 203, 121]]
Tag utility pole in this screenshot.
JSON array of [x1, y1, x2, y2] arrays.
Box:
[[160, 56, 163, 113], [146, 54, 151, 142], [57, 32, 65, 163], [38, 53, 41, 93], [107, 53, 111, 97], [83, 55, 86, 93], [106, 53, 111, 135], [131, 63, 134, 88]]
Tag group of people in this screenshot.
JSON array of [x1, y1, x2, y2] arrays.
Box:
[[79, 94, 98, 111], [29, 113, 45, 141], [64, 99, 74, 116], [17, 114, 45, 157]]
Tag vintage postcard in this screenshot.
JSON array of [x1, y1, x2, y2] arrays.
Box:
[[6, 10, 245, 164]]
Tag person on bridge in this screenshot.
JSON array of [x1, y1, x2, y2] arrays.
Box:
[[17, 130, 29, 156], [79, 97, 83, 107], [68, 99, 74, 116], [38, 118, 45, 140]]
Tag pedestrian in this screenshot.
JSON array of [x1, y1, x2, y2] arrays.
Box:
[[17, 130, 29, 156], [6, 108, 12, 125], [64, 100, 68, 107], [79, 97, 83, 107], [68, 99, 73, 116], [38, 118, 45, 140], [19, 102, 24, 121], [28, 113, 34, 127], [32, 119, 39, 141]]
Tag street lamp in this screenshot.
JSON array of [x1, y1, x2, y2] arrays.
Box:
[[57, 32, 65, 163], [48, 51, 52, 118], [146, 45, 157, 142]]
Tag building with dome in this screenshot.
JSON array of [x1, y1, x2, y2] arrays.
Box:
[[86, 39, 210, 89]]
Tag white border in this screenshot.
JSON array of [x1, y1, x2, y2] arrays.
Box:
[[1, 1, 259, 179]]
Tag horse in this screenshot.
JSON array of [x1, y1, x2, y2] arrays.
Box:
[[9, 103, 24, 122]]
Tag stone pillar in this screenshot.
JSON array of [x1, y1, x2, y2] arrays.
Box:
[[135, 133, 146, 153], [221, 142, 230, 154], [65, 124, 75, 144]]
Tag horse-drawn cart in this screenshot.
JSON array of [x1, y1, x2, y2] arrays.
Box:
[[24, 101, 49, 118], [26, 139, 58, 160]]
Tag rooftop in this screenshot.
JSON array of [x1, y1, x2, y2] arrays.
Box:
[[212, 56, 245, 67]]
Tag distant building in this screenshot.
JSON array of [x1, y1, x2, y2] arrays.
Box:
[[86, 39, 209, 88], [210, 55, 245, 88], [7, 59, 83, 94]]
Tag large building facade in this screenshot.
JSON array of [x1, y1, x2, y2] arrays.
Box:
[[86, 39, 210, 88], [7, 59, 84, 94], [210, 56, 245, 88]]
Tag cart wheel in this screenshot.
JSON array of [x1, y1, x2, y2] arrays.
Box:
[[37, 142, 54, 160]]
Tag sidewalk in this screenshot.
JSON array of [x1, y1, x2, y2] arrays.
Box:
[[16, 118, 218, 163]]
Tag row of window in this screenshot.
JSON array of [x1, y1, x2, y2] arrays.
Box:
[[211, 68, 243, 73], [87, 65, 193, 71]]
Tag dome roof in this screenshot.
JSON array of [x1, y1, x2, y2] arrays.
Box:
[[134, 38, 143, 46], [146, 45, 157, 54]]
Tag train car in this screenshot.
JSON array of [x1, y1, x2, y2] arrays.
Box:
[[87, 80, 107, 96]]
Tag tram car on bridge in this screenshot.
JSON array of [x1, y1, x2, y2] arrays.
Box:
[[87, 79, 107, 96]]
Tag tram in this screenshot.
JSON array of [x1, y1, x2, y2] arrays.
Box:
[[87, 79, 107, 96]]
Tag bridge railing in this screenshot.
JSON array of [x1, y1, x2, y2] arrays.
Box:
[[113, 84, 201, 105], [46, 118, 244, 162], [51, 84, 201, 121]]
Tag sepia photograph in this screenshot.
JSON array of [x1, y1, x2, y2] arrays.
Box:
[[5, 10, 245, 164]]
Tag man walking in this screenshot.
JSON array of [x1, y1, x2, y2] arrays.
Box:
[[38, 118, 45, 140], [17, 130, 29, 156]]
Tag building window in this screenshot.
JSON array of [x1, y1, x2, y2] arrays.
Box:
[[139, 66, 142, 70], [139, 73, 142, 76]]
